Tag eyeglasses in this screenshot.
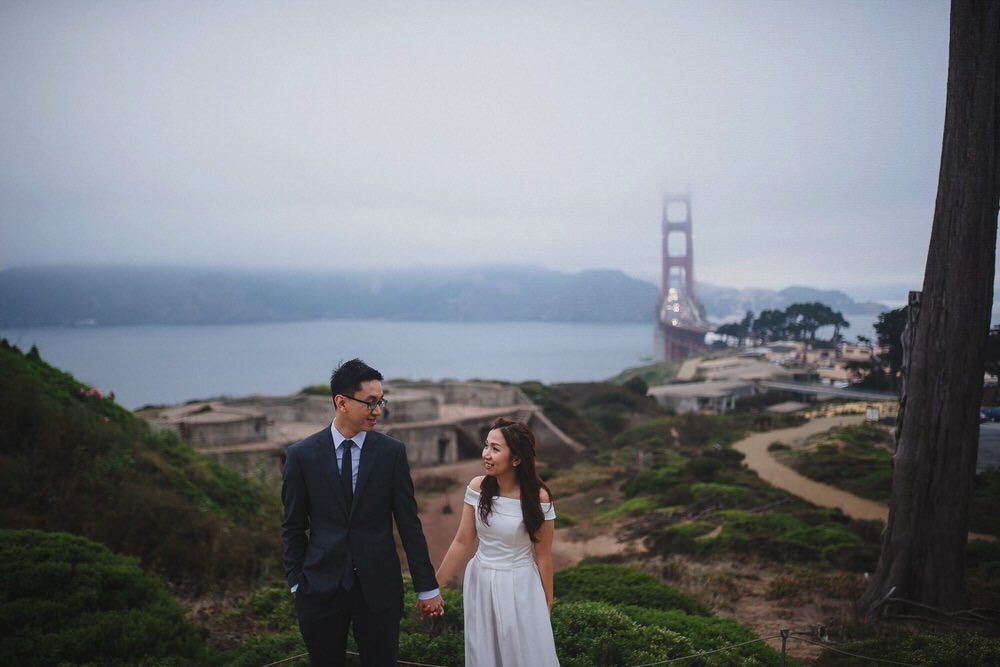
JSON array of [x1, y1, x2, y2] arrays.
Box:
[[339, 394, 388, 412]]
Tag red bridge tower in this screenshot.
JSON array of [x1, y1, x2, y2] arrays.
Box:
[[654, 193, 712, 362]]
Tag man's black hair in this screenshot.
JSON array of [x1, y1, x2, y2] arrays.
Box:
[[330, 358, 384, 399]]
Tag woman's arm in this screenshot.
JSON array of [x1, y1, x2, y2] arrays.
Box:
[[533, 505, 556, 614], [434, 481, 482, 586]]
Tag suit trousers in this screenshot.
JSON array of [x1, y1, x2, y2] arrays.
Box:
[[294, 584, 402, 667]]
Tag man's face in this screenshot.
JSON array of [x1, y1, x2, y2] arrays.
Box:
[[335, 379, 385, 434]]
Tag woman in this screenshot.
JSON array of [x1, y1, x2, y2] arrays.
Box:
[[435, 418, 560, 666]]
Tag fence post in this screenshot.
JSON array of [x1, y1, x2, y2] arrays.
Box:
[[780, 628, 790, 666]]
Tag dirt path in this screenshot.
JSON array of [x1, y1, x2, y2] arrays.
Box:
[[731, 415, 890, 521], [733, 416, 996, 542]]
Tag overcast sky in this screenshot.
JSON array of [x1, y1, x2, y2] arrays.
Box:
[[1, 1, 973, 301]]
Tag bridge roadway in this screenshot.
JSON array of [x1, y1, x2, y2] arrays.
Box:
[[759, 380, 897, 403]]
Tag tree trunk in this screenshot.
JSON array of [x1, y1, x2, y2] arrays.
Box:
[[862, 0, 1000, 618]]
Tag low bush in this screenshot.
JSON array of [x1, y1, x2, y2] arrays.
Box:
[[814, 629, 1000, 667], [596, 497, 661, 524], [787, 442, 892, 502], [552, 601, 693, 667], [0, 529, 206, 666], [651, 521, 717, 553], [689, 482, 752, 506], [554, 564, 707, 616], [618, 606, 784, 665], [647, 510, 869, 566], [220, 632, 305, 667]]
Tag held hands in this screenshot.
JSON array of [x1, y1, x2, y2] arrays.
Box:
[[416, 593, 445, 619]]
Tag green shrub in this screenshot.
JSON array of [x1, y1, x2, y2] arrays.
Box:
[[552, 601, 693, 667], [814, 630, 1000, 667], [0, 529, 206, 666], [220, 632, 306, 667], [646, 521, 718, 555], [596, 497, 660, 524], [782, 430, 893, 502], [228, 584, 297, 633], [613, 417, 679, 450], [621, 456, 688, 498], [622, 376, 649, 396], [617, 606, 784, 665], [0, 344, 280, 592], [689, 483, 752, 506], [555, 564, 707, 615]]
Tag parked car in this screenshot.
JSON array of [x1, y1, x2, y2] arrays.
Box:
[[981, 407, 1000, 423]]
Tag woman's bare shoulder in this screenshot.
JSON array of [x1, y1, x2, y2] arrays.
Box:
[[469, 475, 486, 492], [539, 487, 551, 503]]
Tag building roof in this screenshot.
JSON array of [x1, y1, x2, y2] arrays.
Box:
[[648, 381, 752, 399]]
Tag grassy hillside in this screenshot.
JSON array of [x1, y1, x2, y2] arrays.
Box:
[[0, 341, 281, 592], [0, 529, 208, 666]]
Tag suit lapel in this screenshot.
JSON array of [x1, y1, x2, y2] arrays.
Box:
[[316, 425, 349, 516], [354, 432, 380, 506]]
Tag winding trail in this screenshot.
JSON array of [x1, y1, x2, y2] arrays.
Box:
[[733, 415, 996, 542], [732, 415, 889, 521]]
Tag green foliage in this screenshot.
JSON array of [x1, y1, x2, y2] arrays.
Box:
[[613, 416, 680, 450], [646, 521, 718, 554], [621, 463, 688, 500], [595, 497, 661, 524], [814, 630, 1000, 667], [518, 382, 609, 446], [545, 463, 620, 497], [622, 375, 649, 397], [554, 564, 708, 616], [0, 529, 206, 666], [229, 584, 297, 633], [781, 427, 894, 502], [552, 601, 694, 667], [648, 511, 867, 566], [608, 361, 680, 387], [218, 632, 306, 667], [617, 606, 784, 665], [0, 342, 280, 592], [689, 483, 752, 506]]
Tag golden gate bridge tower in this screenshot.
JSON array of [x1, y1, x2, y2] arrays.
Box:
[[653, 193, 712, 362]]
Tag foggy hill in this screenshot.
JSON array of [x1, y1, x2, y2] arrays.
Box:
[[0, 266, 886, 327], [696, 282, 889, 321], [0, 265, 659, 326]]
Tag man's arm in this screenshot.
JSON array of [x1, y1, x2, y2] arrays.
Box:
[[281, 446, 310, 591], [389, 442, 442, 612]]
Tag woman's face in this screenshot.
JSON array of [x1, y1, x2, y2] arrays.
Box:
[[483, 428, 519, 478]]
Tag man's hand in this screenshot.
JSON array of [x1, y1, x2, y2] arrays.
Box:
[[416, 593, 445, 619]]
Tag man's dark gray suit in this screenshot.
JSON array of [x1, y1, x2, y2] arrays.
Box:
[[281, 426, 438, 665]]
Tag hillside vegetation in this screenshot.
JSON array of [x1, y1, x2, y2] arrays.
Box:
[[0, 341, 280, 592]]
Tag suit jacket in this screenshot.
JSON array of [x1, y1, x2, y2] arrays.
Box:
[[281, 427, 438, 611]]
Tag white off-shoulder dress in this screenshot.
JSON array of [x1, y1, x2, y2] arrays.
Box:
[[462, 486, 560, 667]]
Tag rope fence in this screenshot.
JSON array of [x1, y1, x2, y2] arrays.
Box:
[[258, 626, 931, 667]]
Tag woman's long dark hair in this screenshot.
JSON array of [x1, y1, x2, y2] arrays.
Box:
[[478, 418, 552, 543]]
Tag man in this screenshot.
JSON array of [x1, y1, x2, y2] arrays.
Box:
[[282, 358, 444, 666]]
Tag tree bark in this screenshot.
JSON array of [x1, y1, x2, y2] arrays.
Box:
[[863, 0, 1000, 618]]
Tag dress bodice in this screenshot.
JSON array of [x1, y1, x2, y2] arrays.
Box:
[[464, 486, 556, 569]]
